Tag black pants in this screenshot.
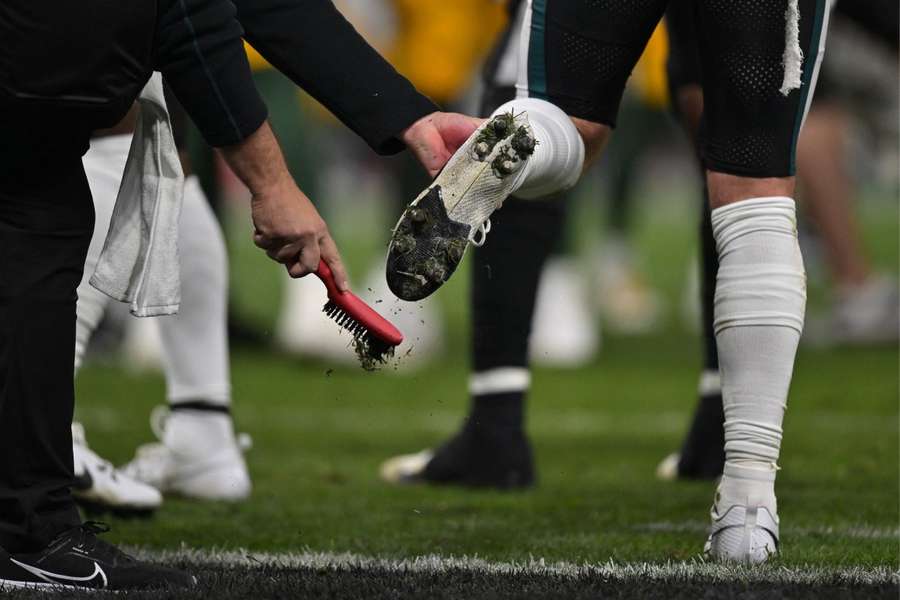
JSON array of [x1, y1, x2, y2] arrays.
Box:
[[0, 145, 93, 552]]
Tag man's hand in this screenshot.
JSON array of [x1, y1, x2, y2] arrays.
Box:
[[218, 121, 349, 290], [401, 112, 483, 178], [250, 178, 348, 289]]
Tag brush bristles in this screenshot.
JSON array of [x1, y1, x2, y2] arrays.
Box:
[[323, 301, 368, 340]]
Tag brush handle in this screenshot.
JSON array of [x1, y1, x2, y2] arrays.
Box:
[[315, 260, 404, 346]]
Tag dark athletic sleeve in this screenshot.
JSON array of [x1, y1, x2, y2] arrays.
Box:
[[155, 0, 268, 147], [235, 0, 438, 155]]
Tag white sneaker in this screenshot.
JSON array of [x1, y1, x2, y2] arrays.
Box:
[[71, 422, 162, 516], [379, 449, 434, 484], [655, 452, 681, 481], [529, 258, 600, 367], [386, 111, 536, 301], [595, 237, 663, 334], [121, 406, 252, 501], [275, 271, 358, 365], [830, 275, 899, 345], [705, 501, 779, 564]]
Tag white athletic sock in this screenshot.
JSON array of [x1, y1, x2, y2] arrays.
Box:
[[489, 98, 585, 200], [75, 135, 133, 372], [158, 176, 231, 407], [712, 197, 806, 512]]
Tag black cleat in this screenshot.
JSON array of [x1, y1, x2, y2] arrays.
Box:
[[380, 420, 535, 490]]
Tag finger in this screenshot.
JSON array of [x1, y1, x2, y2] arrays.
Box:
[[287, 260, 313, 279], [270, 242, 303, 265], [319, 235, 350, 292], [253, 231, 276, 250], [298, 240, 321, 277]]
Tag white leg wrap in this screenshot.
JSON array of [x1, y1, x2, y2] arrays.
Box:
[[712, 197, 805, 499], [490, 98, 585, 200]]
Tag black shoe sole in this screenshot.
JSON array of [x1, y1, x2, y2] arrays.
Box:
[[386, 185, 471, 301]]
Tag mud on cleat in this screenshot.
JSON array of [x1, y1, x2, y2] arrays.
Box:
[[386, 111, 536, 301]]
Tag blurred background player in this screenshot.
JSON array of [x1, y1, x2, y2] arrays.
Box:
[[658, 0, 900, 481]]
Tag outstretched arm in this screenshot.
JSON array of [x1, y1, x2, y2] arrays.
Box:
[[154, 0, 347, 287]]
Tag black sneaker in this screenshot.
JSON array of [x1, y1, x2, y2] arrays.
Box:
[[0, 522, 195, 591], [380, 420, 535, 489]]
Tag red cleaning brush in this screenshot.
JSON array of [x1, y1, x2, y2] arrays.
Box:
[[316, 260, 404, 360]]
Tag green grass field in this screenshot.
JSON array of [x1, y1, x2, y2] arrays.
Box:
[[62, 190, 899, 597]]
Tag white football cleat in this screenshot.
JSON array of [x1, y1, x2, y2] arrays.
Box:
[[121, 406, 252, 501], [71, 422, 162, 516], [379, 449, 434, 484], [705, 502, 779, 564], [386, 111, 536, 301]]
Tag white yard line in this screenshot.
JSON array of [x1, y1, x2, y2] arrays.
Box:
[[137, 548, 899, 586]]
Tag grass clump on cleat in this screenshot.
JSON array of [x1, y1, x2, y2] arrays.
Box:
[[386, 111, 536, 301]]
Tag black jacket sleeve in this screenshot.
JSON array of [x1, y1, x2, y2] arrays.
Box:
[[235, 0, 438, 155], [155, 0, 268, 147]]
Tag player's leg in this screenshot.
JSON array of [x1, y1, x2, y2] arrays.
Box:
[[72, 133, 165, 516], [121, 175, 251, 501], [698, 0, 832, 563], [389, 0, 676, 301]]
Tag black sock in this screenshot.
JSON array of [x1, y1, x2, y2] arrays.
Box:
[[699, 183, 720, 376], [468, 195, 568, 434], [677, 184, 725, 478], [468, 392, 526, 433], [677, 391, 726, 477]]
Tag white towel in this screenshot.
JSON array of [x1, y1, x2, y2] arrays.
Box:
[[90, 73, 185, 317]]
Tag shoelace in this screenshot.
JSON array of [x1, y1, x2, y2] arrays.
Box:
[[469, 219, 492, 247], [55, 522, 133, 564]]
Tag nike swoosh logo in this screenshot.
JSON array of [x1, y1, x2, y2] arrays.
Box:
[[10, 558, 108, 588]]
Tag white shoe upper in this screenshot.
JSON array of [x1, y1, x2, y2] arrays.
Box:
[[422, 111, 534, 243], [705, 502, 780, 564], [71, 423, 162, 512], [530, 258, 600, 367], [379, 450, 434, 484], [120, 406, 252, 501]]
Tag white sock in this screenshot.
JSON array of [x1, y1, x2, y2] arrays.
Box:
[[489, 98, 585, 200], [76, 135, 133, 372], [712, 197, 806, 512], [158, 176, 231, 407]]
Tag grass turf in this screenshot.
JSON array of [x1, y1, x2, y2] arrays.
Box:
[[67, 192, 898, 596]]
